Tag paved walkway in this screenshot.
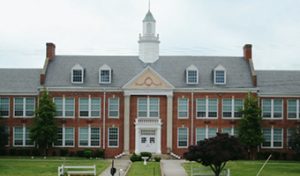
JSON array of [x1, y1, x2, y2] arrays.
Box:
[[99, 159, 131, 176], [161, 160, 188, 176]]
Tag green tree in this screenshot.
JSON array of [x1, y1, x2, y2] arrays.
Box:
[[184, 133, 244, 176], [237, 93, 263, 160], [0, 116, 8, 149], [290, 127, 300, 160], [30, 90, 57, 155]]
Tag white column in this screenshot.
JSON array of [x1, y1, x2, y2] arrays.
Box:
[[156, 127, 161, 154], [167, 95, 173, 152], [135, 126, 139, 153], [124, 95, 130, 154]]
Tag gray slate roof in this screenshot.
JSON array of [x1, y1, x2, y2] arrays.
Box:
[[257, 70, 300, 95], [0, 69, 41, 94], [45, 55, 254, 89]]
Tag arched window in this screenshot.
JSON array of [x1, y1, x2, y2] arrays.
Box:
[[146, 23, 152, 34], [71, 64, 84, 84]]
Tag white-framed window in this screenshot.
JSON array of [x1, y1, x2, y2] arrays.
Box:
[[222, 98, 244, 118], [79, 97, 101, 118], [196, 98, 218, 118], [54, 126, 74, 147], [79, 126, 100, 147], [222, 127, 237, 136], [99, 64, 112, 84], [5, 126, 10, 146], [0, 97, 10, 117], [287, 128, 296, 148], [186, 65, 198, 84], [262, 127, 283, 148], [178, 127, 188, 148], [178, 98, 188, 119], [108, 97, 119, 118], [195, 126, 218, 143], [108, 127, 119, 147], [13, 126, 34, 147], [71, 64, 84, 84], [14, 97, 35, 117], [287, 99, 300, 119], [53, 97, 74, 118], [137, 97, 159, 118], [214, 65, 226, 85], [262, 99, 283, 119]]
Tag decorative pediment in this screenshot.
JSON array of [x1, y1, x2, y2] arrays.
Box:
[[123, 66, 174, 89]]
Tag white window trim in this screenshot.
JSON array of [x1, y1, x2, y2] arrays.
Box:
[[287, 99, 299, 120], [13, 125, 34, 147], [108, 97, 119, 118], [262, 99, 283, 119], [261, 126, 283, 149], [13, 97, 35, 118], [54, 125, 75, 148], [214, 65, 226, 85], [99, 65, 112, 84], [79, 96, 101, 118], [177, 127, 189, 148], [221, 125, 236, 136], [222, 97, 243, 119], [137, 97, 160, 118], [53, 97, 75, 118], [71, 64, 84, 84], [0, 97, 10, 118], [186, 66, 198, 84], [196, 97, 218, 119], [78, 125, 101, 148], [287, 128, 295, 149], [178, 98, 189, 119], [195, 125, 218, 144], [108, 127, 119, 148]]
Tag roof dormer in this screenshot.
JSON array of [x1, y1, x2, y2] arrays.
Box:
[[186, 65, 198, 84], [213, 64, 226, 85], [99, 64, 112, 84], [71, 64, 84, 84]]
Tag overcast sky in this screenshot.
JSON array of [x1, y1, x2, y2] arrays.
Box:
[[0, 0, 300, 70]]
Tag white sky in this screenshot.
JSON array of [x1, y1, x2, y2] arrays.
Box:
[[0, 0, 300, 70]]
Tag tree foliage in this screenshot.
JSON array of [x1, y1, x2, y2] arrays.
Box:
[[184, 133, 244, 176], [30, 91, 57, 155], [237, 93, 263, 159], [0, 116, 8, 149], [290, 127, 300, 157]]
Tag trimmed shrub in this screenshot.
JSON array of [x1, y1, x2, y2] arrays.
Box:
[[76, 150, 85, 157], [154, 156, 161, 162], [59, 149, 69, 156], [140, 152, 152, 161], [83, 149, 92, 158], [130, 153, 142, 162], [93, 149, 105, 158]]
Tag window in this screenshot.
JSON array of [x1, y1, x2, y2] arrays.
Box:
[[99, 64, 112, 84], [54, 97, 74, 117], [222, 127, 237, 136], [108, 97, 119, 118], [71, 64, 84, 84], [5, 127, 10, 146], [0, 97, 9, 117], [14, 97, 35, 117], [13, 126, 33, 146], [196, 98, 218, 118], [214, 65, 226, 85], [288, 99, 297, 118], [195, 126, 218, 143], [262, 99, 283, 119], [79, 98, 101, 117], [178, 98, 188, 118], [54, 127, 74, 147], [79, 127, 100, 147], [138, 97, 159, 118], [222, 98, 243, 118], [186, 65, 198, 84], [287, 128, 295, 148], [262, 127, 283, 148], [178, 128, 188, 147], [108, 127, 119, 147]]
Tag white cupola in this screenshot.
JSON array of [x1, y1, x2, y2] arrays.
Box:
[[138, 9, 160, 63]]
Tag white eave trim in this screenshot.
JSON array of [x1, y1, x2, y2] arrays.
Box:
[[259, 93, 300, 97], [124, 89, 173, 96], [174, 87, 259, 93], [0, 92, 39, 96], [38, 86, 122, 92]]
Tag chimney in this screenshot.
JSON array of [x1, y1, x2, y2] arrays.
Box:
[[46, 42, 55, 60], [243, 44, 252, 60]]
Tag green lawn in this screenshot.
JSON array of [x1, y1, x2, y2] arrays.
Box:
[[183, 160, 300, 176], [0, 157, 109, 176], [127, 161, 161, 176]]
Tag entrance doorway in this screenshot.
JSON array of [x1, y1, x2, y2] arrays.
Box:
[[139, 129, 157, 153]]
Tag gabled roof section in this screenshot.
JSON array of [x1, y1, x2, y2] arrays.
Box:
[[99, 64, 111, 70], [214, 64, 226, 71], [186, 64, 198, 71], [123, 66, 174, 89], [72, 64, 83, 70]]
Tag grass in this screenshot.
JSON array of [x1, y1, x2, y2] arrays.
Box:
[[0, 157, 109, 176], [183, 160, 300, 176], [127, 161, 161, 176]]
